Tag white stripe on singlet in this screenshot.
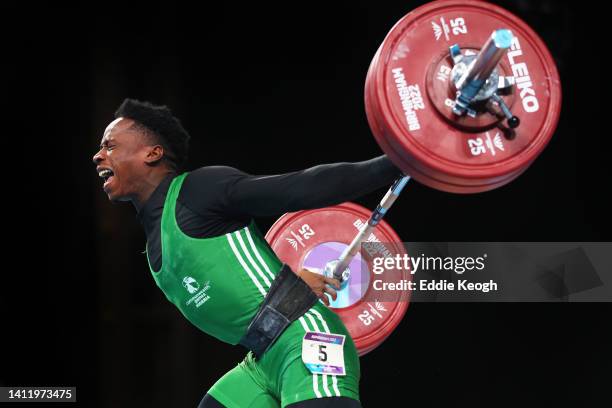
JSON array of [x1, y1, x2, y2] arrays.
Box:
[[244, 227, 276, 282], [226, 232, 267, 297], [234, 228, 272, 288]]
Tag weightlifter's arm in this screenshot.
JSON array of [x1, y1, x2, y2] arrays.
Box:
[[222, 155, 401, 217]]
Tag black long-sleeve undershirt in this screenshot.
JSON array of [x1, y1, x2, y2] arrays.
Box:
[[137, 155, 401, 271]]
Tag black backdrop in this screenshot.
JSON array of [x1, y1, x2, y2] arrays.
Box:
[[2, 1, 609, 407]]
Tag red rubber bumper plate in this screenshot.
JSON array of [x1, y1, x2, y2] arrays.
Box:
[[365, 0, 562, 193], [266, 203, 410, 356]]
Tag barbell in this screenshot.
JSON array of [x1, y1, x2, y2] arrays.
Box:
[[266, 0, 561, 355]]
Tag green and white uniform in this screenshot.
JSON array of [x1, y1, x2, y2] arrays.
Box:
[[146, 173, 360, 407]]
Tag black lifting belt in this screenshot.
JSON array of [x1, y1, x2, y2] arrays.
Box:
[[239, 264, 319, 358]]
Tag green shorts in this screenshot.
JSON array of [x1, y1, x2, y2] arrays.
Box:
[[208, 303, 361, 407]]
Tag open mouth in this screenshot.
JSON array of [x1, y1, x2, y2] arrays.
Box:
[[98, 168, 115, 188]]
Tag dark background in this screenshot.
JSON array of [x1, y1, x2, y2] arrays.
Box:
[[2, 0, 609, 407]]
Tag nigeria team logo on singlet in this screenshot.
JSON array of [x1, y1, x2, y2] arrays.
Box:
[[182, 276, 200, 294], [182, 277, 212, 308]]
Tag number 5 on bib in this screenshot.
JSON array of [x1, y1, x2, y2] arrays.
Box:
[[301, 331, 346, 376]]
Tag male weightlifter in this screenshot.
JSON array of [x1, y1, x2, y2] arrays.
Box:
[[93, 99, 400, 407]]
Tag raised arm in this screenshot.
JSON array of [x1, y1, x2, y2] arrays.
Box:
[[224, 155, 401, 217]]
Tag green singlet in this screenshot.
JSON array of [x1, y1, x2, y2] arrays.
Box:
[[146, 173, 360, 407]]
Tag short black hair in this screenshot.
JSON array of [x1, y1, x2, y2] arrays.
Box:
[[114, 98, 190, 170]]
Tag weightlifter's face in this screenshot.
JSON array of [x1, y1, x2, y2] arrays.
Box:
[[92, 118, 152, 202]]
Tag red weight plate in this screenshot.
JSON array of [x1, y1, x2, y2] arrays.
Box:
[[265, 203, 410, 356], [365, 0, 562, 193]]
